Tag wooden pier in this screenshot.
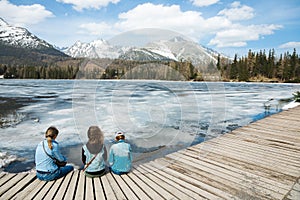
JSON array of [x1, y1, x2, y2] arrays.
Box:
[[1, 106, 299, 199]]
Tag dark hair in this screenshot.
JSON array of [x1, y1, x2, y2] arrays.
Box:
[[116, 134, 125, 141], [86, 126, 104, 154]]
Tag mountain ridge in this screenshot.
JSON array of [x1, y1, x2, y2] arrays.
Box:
[[0, 18, 67, 57]]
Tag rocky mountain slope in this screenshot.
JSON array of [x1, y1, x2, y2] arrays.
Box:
[[64, 36, 228, 67], [0, 18, 67, 57]]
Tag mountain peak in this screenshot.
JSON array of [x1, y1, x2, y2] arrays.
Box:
[[169, 36, 188, 43], [0, 17, 9, 27], [0, 18, 52, 49]]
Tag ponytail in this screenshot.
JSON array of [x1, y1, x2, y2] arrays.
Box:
[[45, 126, 59, 150]]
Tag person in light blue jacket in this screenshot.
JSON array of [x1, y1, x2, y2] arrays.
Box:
[[82, 126, 107, 178], [109, 131, 132, 175], [35, 126, 73, 181]]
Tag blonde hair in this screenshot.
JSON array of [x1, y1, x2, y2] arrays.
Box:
[[45, 126, 59, 150]]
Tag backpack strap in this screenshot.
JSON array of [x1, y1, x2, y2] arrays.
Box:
[[83, 153, 98, 172]]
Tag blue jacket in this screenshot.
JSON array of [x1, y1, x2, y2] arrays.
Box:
[[82, 145, 106, 172], [35, 139, 67, 172], [109, 140, 132, 173]]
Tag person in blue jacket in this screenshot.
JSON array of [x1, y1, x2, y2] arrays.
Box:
[[109, 131, 132, 175], [35, 126, 74, 181], [82, 126, 107, 178]]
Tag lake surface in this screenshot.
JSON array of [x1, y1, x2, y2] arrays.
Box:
[[0, 79, 299, 172]]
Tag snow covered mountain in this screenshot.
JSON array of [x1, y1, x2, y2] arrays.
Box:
[[65, 36, 225, 67], [145, 36, 218, 66], [118, 47, 175, 61], [0, 18, 52, 49], [64, 39, 127, 59]]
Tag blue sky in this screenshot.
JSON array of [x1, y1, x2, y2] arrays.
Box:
[[0, 0, 300, 57]]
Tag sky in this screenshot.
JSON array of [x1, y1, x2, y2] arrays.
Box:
[[0, 0, 300, 58]]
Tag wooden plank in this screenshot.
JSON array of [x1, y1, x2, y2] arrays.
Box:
[[13, 174, 41, 200], [135, 165, 190, 200], [232, 126, 300, 145], [177, 149, 293, 191], [64, 170, 80, 200], [1, 173, 36, 199], [0, 173, 16, 187], [134, 168, 178, 199], [101, 173, 117, 200], [151, 159, 236, 200], [110, 172, 139, 200], [22, 179, 47, 200], [126, 169, 163, 199], [44, 175, 65, 199], [204, 139, 300, 174], [240, 125, 300, 143], [119, 173, 151, 200], [223, 134, 300, 159], [229, 129, 300, 154], [142, 162, 207, 200], [93, 177, 105, 200], [0, 173, 5, 178], [236, 124, 300, 142], [85, 175, 94, 199], [212, 134, 300, 166], [0, 173, 26, 197], [257, 120, 300, 131], [105, 172, 127, 199], [32, 180, 55, 200], [53, 170, 74, 199], [249, 123, 300, 138], [189, 145, 298, 181], [197, 141, 299, 177], [186, 146, 296, 185], [166, 151, 288, 199], [74, 170, 85, 200]]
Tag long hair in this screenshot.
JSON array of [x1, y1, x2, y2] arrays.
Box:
[[86, 126, 104, 154], [45, 126, 59, 150]]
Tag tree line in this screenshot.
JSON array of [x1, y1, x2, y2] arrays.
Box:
[[218, 48, 300, 83], [0, 48, 299, 82]]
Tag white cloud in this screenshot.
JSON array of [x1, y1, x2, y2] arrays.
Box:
[[209, 24, 282, 47], [78, 3, 282, 49], [0, 0, 53, 26], [56, 0, 120, 11], [279, 42, 300, 49], [190, 0, 219, 7], [78, 22, 117, 36], [218, 1, 255, 21], [116, 3, 206, 37]]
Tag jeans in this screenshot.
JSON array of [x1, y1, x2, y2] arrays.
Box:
[[36, 165, 74, 181], [110, 167, 128, 175]]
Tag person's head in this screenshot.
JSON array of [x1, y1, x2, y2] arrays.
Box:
[[45, 126, 59, 139], [115, 131, 125, 141], [45, 126, 59, 149], [86, 126, 104, 154], [87, 126, 104, 144]]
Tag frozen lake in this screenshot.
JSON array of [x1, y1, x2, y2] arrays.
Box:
[[0, 79, 299, 172]]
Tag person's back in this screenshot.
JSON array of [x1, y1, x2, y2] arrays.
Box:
[[109, 132, 132, 175], [82, 126, 107, 177], [35, 126, 73, 181]]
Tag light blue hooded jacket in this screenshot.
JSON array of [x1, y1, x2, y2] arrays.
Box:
[[109, 140, 132, 173], [35, 139, 66, 172]]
